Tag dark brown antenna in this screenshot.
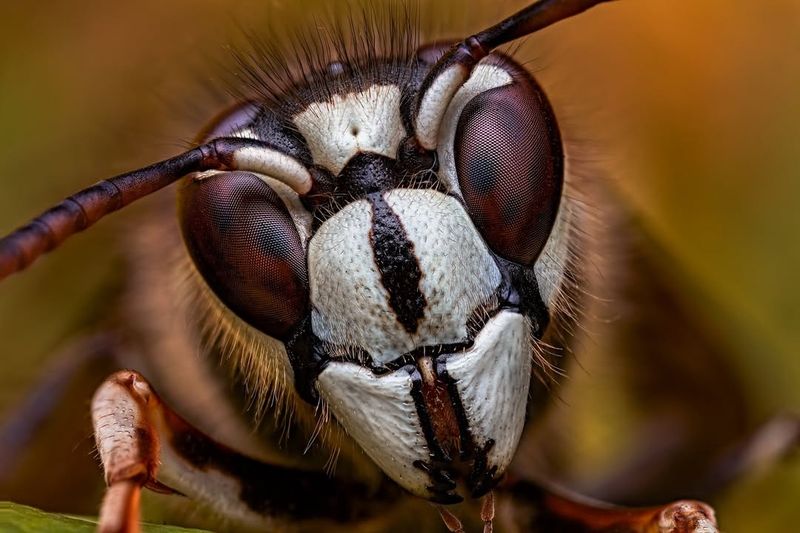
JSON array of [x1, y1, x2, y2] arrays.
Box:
[[414, 0, 615, 149], [0, 138, 311, 280], [0, 0, 616, 282]]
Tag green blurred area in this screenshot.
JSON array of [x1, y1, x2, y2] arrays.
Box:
[[0, 501, 208, 533], [0, 1, 798, 531]]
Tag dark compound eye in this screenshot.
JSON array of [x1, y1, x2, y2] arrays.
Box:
[[179, 171, 308, 341], [454, 67, 563, 266]]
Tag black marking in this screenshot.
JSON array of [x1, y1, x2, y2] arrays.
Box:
[[166, 408, 399, 521], [308, 149, 447, 225], [467, 439, 500, 498], [340, 152, 398, 198], [412, 459, 462, 505], [330, 339, 475, 376], [283, 317, 329, 405], [493, 255, 549, 337], [368, 193, 427, 334], [249, 107, 314, 164], [408, 366, 463, 504]]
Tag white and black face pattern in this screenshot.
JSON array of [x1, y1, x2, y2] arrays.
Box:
[[179, 47, 570, 503]]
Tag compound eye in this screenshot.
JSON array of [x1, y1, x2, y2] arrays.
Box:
[[179, 171, 307, 340], [454, 73, 563, 266]]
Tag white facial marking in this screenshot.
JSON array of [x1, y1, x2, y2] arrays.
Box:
[[293, 85, 406, 174], [444, 311, 531, 475], [258, 176, 313, 248], [191, 169, 223, 181], [316, 362, 431, 497], [534, 199, 572, 308], [437, 63, 513, 196], [230, 128, 259, 140], [308, 189, 501, 364], [415, 64, 469, 150], [232, 146, 312, 194]]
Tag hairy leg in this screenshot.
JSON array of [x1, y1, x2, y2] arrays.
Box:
[[500, 480, 717, 533], [92, 370, 398, 532]]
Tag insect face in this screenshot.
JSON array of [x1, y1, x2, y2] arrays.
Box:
[[178, 47, 565, 502], [4, 2, 662, 530]]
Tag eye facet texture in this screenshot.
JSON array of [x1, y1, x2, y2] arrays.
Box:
[[180, 171, 307, 340], [454, 71, 563, 266]]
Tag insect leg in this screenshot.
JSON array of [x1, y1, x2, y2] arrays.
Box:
[[480, 491, 495, 533], [91, 370, 397, 532], [437, 506, 465, 533], [503, 480, 718, 533]]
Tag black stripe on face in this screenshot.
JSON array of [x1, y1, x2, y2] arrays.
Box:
[[368, 193, 427, 334]]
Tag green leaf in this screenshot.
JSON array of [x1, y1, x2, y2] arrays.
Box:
[[0, 502, 210, 533]]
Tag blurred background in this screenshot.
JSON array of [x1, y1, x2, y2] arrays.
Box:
[[0, 1, 798, 531]]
